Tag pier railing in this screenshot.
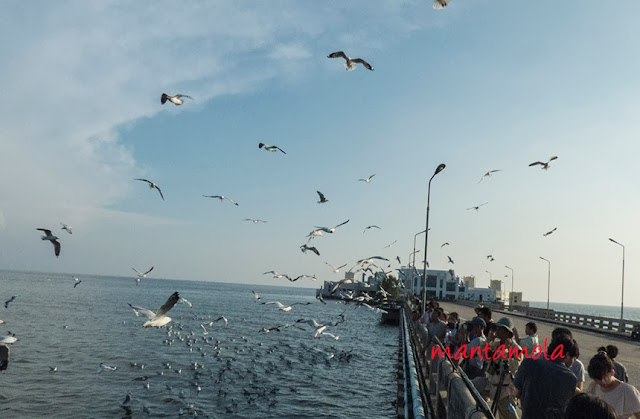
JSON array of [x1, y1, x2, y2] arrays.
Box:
[[404, 303, 493, 419]]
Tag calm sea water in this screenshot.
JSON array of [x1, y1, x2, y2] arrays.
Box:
[[528, 301, 640, 322], [0, 270, 397, 418]]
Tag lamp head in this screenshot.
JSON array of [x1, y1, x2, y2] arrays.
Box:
[[609, 238, 621, 245], [434, 163, 446, 175]]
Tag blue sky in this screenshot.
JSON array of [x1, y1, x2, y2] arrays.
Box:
[[0, 1, 638, 308]]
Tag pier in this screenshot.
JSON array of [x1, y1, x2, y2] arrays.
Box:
[[396, 300, 640, 418]]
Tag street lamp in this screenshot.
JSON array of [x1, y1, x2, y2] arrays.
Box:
[[505, 265, 514, 308], [539, 257, 551, 310], [422, 163, 446, 313], [413, 229, 427, 269], [609, 238, 625, 321]]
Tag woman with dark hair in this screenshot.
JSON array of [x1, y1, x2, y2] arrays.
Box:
[[586, 352, 640, 418], [565, 392, 616, 419], [598, 345, 629, 383]]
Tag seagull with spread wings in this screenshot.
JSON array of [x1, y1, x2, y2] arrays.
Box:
[[61, 223, 73, 234], [261, 301, 310, 312], [132, 267, 154, 279], [447, 256, 454, 264], [467, 202, 488, 211], [529, 156, 558, 170], [316, 191, 328, 204], [363, 225, 381, 234], [258, 143, 286, 154], [161, 93, 193, 106], [358, 174, 376, 183], [73, 277, 82, 288], [203, 195, 238, 206], [327, 51, 373, 71], [479, 170, 502, 183], [128, 292, 180, 328], [37, 228, 61, 257], [383, 240, 398, 249], [300, 244, 320, 256], [314, 219, 350, 234], [135, 179, 164, 200], [244, 219, 266, 224], [543, 227, 558, 237], [325, 262, 348, 273]]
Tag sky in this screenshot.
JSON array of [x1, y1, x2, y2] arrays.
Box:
[[0, 1, 638, 308]]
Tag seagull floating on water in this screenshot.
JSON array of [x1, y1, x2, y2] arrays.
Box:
[[135, 179, 164, 200], [204, 195, 239, 206], [97, 363, 117, 374], [543, 227, 558, 237], [529, 156, 558, 170], [161, 93, 193, 106], [128, 292, 180, 328], [37, 228, 61, 257], [60, 223, 73, 234], [316, 191, 328, 204], [358, 174, 375, 183], [258, 143, 286, 154], [327, 51, 373, 71]]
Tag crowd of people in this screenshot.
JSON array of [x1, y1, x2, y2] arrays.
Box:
[[411, 298, 640, 419]]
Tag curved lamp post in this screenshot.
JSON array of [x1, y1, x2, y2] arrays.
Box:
[[539, 257, 551, 310], [609, 238, 625, 321], [422, 163, 446, 313]]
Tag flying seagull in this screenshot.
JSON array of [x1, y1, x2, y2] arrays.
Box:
[[135, 179, 164, 200], [529, 156, 558, 170], [258, 143, 286, 154], [325, 262, 347, 273], [479, 170, 502, 183], [161, 93, 193, 106], [363, 225, 381, 234], [383, 240, 398, 249], [316, 191, 328, 204], [300, 244, 320, 256], [358, 174, 376, 183], [487, 255, 495, 262], [73, 277, 82, 288], [60, 223, 73, 234], [543, 227, 558, 237], [441, 242, 450, 248], [203, 195, 239, 206], [327, 51, 373, 71], [128, 292, 180, 328], [432, 0, 450, 10], [252, 290, 261, 303], [447, 256, 454, 264], [244, 218, 266, 223], [4, 296, 17, 309], [314, 219, 350, 234], [132, 267, 154, 278], [357, 256, 389, 265], [467, 202, 488, 211], [37, 228, 61, 257]]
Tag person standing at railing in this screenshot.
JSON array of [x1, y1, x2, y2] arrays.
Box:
[[460, 317, 487, 380], [514, 322, 539, 356], [512, 334, 578, 419], [472, 317, 522, 419]]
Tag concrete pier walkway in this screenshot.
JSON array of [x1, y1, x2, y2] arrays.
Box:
[[439, 302, 640, 389]]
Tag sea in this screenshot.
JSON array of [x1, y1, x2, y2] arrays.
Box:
[[528, 301, 640, 322], [0, 270, 397, 418]]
